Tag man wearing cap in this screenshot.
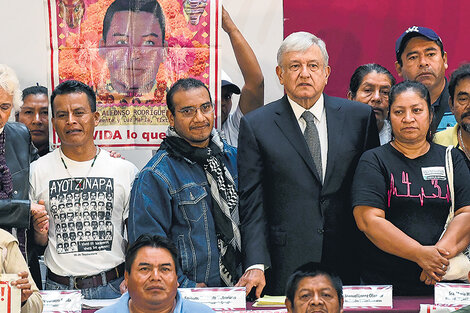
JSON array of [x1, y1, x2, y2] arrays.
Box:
[[220, 7, 264, 147], [395, 26, 456, 133]]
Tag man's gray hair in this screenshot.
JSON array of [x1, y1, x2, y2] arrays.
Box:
[[277, 32, 329, 68], [0, 64, 22, 113]]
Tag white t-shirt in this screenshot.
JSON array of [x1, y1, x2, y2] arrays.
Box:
[[221, 106, 244, 147], [29, 148, 138, 276]]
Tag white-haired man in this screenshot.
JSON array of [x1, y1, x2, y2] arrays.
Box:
[[0, 64, 46, 309], [237, 32, 379, 295]]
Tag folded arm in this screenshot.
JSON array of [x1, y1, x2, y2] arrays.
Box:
[[354, 205, 449, 281]]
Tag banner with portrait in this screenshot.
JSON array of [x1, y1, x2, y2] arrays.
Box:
[[46, 0, 220, 148]]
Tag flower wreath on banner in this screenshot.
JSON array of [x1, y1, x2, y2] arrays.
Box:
[[58, 0, 210, 104]]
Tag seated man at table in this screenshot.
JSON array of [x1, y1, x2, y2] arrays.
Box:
[[285, 262, 343, 313], [97, 234, 214, 313]]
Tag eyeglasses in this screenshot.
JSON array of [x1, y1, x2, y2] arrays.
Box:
[[177, 102, 214, 118]]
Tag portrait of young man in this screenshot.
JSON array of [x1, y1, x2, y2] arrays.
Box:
[[99, 0, 167, 97]]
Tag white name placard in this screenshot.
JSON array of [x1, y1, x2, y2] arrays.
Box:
[[0, 274, 21, 313], [40, 290, 82, 313], [435, 283, 470, 306], [343, 285, 393, 308], [179, 287, 246, 311], [419, 304, 461, 313]]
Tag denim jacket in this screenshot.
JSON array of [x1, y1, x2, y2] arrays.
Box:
[[128, 137, 237, 287]]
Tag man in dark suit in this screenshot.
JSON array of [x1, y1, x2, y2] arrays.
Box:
[[236, 32, 380, 296]]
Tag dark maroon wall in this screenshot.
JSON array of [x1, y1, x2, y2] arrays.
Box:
[[283, 0, 470, 97]]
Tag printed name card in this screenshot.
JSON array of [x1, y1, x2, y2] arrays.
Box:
[[0, 274, 21, 313], [179, 287, 246, 311], [419, 304, 461, 313], [40, 290, 82, 313], [435, 283, 470, 306], [343, 285, 393, 308]]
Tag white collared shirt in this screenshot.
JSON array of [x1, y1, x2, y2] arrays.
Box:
[[287, 94, 328, 182], [379, 120, 392, 145]]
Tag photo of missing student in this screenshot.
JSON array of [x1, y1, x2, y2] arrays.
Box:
[[46, 0, 220, 148], [49, 177, 114, 254]]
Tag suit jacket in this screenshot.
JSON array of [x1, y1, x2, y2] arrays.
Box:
[[1, 122, 40, 288], [2, 122, 38, 228], [238, 94, 379, 295]]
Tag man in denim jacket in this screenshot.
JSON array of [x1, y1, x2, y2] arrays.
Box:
[[129, 78, 255, 290]]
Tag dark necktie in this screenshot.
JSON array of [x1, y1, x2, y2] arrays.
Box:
[[302, 111, 322, 180]]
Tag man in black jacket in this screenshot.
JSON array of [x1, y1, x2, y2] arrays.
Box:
[[0, 64, 48, 289]]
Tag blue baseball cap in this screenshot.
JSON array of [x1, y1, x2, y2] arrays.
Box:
[[395, 26, 443, 62]]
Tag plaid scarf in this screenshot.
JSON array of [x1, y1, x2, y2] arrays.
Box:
[[161, 128, 242, 286]]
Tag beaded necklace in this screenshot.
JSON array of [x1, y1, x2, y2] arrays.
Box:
[[59, 147, 100, 189]]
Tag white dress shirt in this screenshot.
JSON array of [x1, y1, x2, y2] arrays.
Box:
[[287, 94, 328, 182], [379, 120, 392, 145]]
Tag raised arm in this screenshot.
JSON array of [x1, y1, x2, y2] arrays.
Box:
[[222, 6, 264, 114]]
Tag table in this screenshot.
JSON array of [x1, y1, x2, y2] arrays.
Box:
[[244, 296, 434, 312], [82, 296, 435, 313], [347, 296, 433, 312]]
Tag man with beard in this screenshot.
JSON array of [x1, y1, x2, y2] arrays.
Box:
[[435, 63, 470, 167], [129, 78, 243, 288], [395, 26, 455, 134]]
